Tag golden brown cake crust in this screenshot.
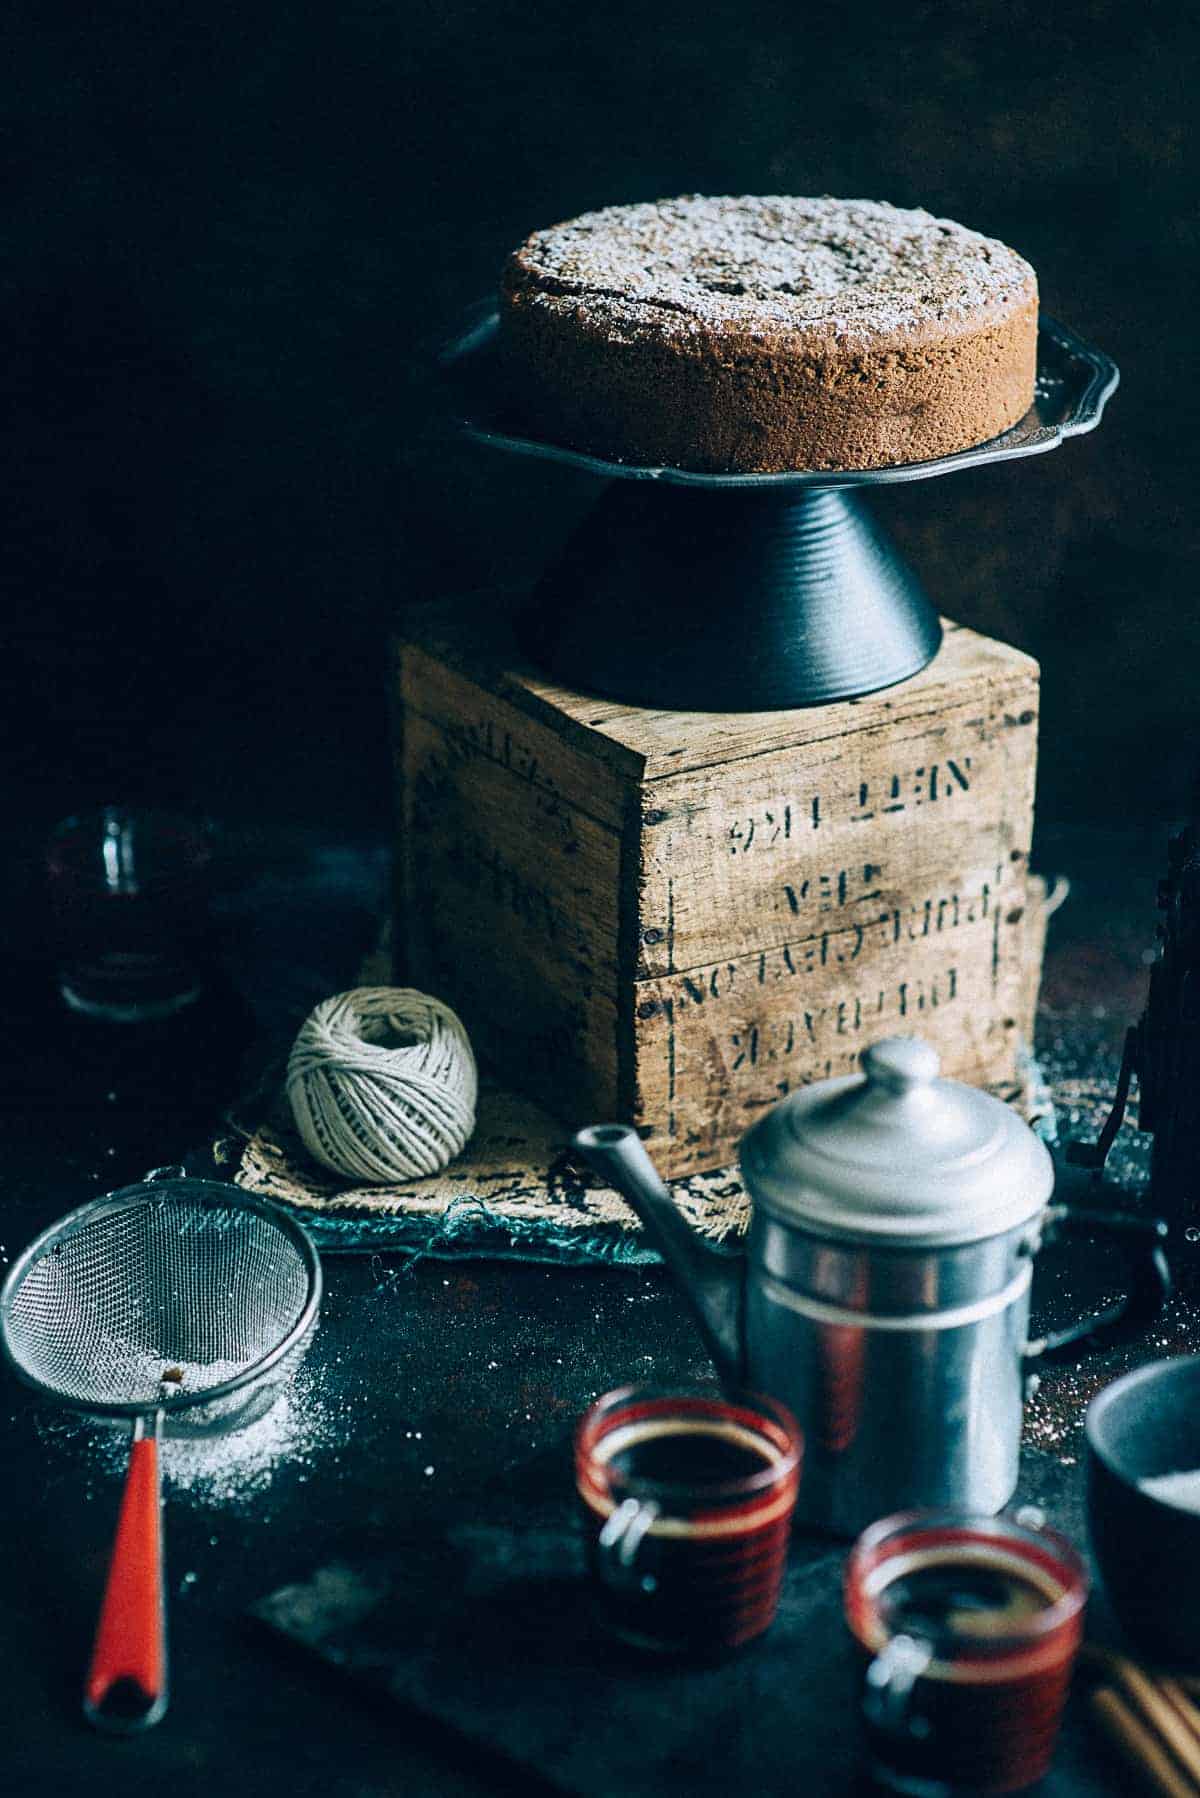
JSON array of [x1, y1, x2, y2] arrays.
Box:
[[500, 195, 1039, 473]]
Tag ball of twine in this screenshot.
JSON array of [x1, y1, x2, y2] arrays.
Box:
[[287, 987, 478, 1182]]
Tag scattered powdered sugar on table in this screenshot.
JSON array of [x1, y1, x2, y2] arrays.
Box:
[[34, 1359, 346, 1512], [160, 1365, 324, 1505]]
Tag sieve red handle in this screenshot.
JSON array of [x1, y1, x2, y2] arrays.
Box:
[[83, 1418, 168, 1731]]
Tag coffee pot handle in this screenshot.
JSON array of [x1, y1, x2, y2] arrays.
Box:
[[1024, 1206, 1171, 1367]]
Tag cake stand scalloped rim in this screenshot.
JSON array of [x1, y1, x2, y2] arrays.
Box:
[[440, 309, 1119, 490]]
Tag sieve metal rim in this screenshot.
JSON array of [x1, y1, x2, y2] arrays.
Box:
[[0, 1179, 323, 1420]]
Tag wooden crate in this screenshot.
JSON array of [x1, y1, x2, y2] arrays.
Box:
[[394, 598, 1040, 1178]]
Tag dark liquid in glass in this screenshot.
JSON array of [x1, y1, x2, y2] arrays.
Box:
[[48, 809, 213, 1021], [880, 1556, 1057, 1644], [861, 1548, 1074, 1796], [581, 1411, 797, 1657], [607, 1424, 774, 1488]]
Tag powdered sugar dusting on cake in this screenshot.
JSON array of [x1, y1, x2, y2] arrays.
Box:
[[509, 195, 1034, 338]]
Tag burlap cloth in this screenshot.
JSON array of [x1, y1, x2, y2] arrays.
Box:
[[230, 1051, 1057, 1262]]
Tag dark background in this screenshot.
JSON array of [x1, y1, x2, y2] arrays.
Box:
[[0, 16, 1194, 1791], [3, 0, 1197, 843]]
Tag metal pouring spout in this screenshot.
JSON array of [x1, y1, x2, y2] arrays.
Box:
[[573, 1125, 744, 1384]]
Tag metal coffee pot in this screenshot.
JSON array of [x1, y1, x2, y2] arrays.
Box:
[[576, 1037, 1170, 1535]]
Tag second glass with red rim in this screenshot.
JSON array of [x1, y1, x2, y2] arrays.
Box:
[[844, 1507, 1089, 1795]]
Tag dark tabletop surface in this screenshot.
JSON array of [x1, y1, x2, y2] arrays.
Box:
[[0, 820, 1188, 1797]]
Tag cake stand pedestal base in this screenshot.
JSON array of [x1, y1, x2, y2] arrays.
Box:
[[518, 484, 942, 712], [445, 306, 1117, 713]]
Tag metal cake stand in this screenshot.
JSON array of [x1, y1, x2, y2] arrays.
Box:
[[442, 309, 1118, 711]]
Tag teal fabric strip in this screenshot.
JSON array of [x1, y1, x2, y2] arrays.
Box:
[[302, 1193, 662, 1265]]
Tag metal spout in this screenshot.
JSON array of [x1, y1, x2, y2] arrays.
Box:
[[573, 1125, 744, 1384]]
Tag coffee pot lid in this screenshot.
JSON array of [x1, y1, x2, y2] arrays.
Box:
[[739, 1036, 1054, 1246]]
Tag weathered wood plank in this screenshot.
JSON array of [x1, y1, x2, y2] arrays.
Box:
[[636, 672, 1038, 974], [399, 638, 636, 834], [399, 603, 1037, 778], [401, 709, 622, 984], [397, 699, 626, 1122], [394, 596, 1041, 1176], [631, 876, 1027, 1172]]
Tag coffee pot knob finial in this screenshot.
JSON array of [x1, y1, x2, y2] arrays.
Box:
[[862, 1037, 940, 1095]]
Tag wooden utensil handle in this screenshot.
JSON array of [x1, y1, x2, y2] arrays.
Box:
[[1091, 1687, 1199, 1798]]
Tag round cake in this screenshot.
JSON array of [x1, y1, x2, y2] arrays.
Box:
[[500, 195, 1039, 474]]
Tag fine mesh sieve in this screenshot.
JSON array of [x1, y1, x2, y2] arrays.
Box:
[[2, 1180, 321, 1432], [0, 1179, 322, 1730]]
